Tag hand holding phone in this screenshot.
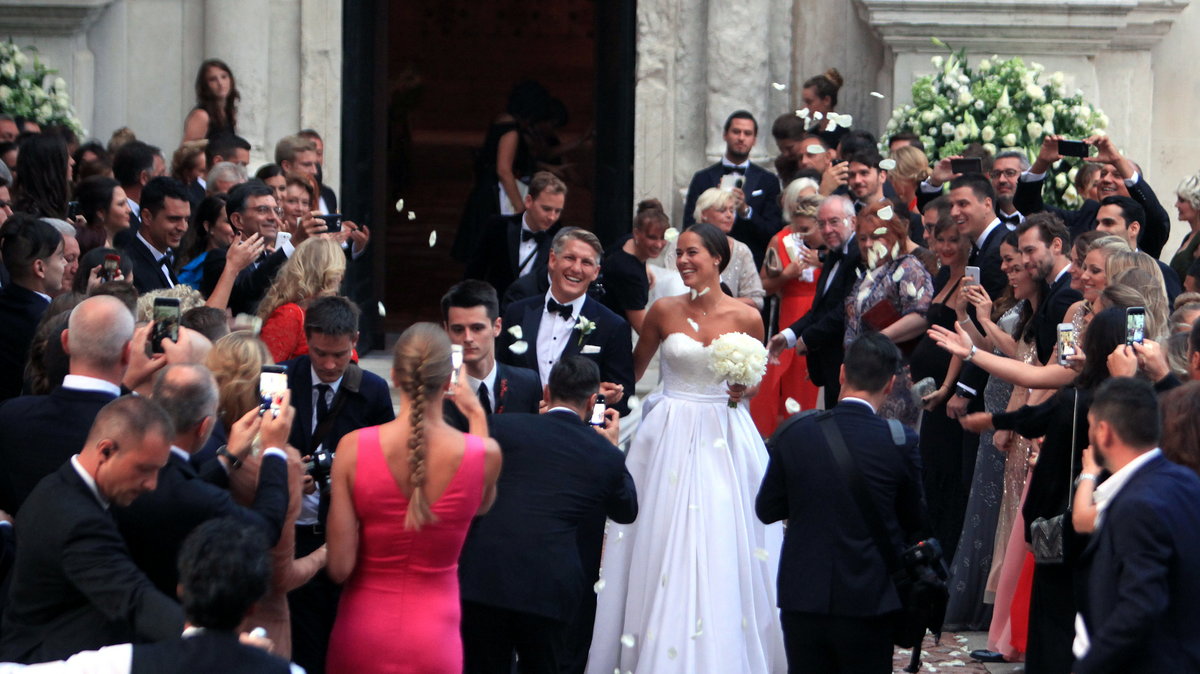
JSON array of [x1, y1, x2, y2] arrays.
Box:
[[964, 266, 981, 286], [1125, 306, 1146, 346], [259, 365, 288, 417], [950, 157, 983, 175], [1057, 139, 1090, 158], [316, 214, 343, 233], [150, 298, 181, 355], [589, 394, 607, 426], [1057, 323, 1077, 367]]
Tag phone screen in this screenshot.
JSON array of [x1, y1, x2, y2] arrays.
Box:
[[150, 299, 181, 354], [1126, 308, 1146, 345], [102, 254, 120, 282], [259, 366, 288, 416], [589, 394, 607, 426], [1058, 324, 1077, 366]]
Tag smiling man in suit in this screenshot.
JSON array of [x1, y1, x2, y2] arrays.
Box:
[[441, 280, 541, 432], [465, 171, 567, 300], [123, 176, 190, 294], [768, 195, 860, 408], [498, 228, 634, 417], [683, 110, 783, 267], [1016, 213, 1083, 365]]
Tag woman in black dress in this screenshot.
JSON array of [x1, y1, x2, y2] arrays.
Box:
[[600, 199, 670, 334]]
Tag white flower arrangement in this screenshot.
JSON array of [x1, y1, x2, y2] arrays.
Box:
[[0, 40, 83, 135], [883, 39, 1107, 207], [709, 332, 768, 408], [575, 315, 597, 346]]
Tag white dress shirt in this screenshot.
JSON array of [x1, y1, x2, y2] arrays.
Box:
[[62, 374, 121, 397], [536, 290, 588, 387], [297, 367, 343, 526], [136, 231, 174, 288], [466, 361, 499, 413]]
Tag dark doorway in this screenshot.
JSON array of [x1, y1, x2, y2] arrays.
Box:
[[341, 0, 635, 334]]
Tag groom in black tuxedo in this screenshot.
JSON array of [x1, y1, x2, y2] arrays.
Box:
[[440, 280, 542, 431], [459, 356, 637, 674], [498, 228, 634, 417], [465, 171, 567, 301], [682, 110, 783, 267]]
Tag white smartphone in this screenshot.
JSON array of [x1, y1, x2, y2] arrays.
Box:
[[964, 266, 981, 285], [1057, 323, 1077, 367]]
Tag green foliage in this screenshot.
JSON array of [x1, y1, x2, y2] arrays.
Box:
[[0, 40, 84, 136]]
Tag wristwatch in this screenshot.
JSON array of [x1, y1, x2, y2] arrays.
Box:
[[216, 445, 242, 470], [964, 345, 978, 362]]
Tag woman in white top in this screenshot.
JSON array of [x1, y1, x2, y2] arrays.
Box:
[[693, 188, 767, 310]]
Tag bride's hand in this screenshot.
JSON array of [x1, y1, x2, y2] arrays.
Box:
[[726, 383, 748, 406]]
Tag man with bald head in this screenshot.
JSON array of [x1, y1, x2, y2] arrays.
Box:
[[1, 396, 184, 663], [0, 295, 134, 514]]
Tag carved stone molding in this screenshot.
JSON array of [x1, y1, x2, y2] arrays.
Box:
[[0, 0, 114, 37]]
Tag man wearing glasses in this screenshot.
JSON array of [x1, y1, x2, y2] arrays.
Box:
[[918, 150, 1030, 229]]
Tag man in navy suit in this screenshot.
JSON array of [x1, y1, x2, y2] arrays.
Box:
[[768, 196, 860, 408], [123, 176, 190, 294], [465, 171, 566, 300], [1094, 195, 1182, 304], [440, 280, 541, 432], [459, 356, 637, 674], [683, 110, 783, 267], [498, 228, 634, 416], [283, 295, 393, 674], [757, 332, 927, 673], [0, 295, 132, 514], [0, 214, 65, 400], [1074, 377, 1200, 674]]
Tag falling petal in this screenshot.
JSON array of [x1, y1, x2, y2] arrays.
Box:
[[509, 340, 529, 355], [754, 547, 770, 561], [663, 227, 680, 242], [407, 211, 417, 220], [771, 82, 786, 91], [667, 647, 678, 660], [891, 266, 905, 282], [377, 301, 387, 318], [856, 267, 863, 279], [428, 231, 437, 247], [917, 287, 926, 299], [669, 471, 678, 485], [870, 91, 886, 98], [784, 398, 801, 414], [714, 438, 727, 449], [891, 243, 901, 258], [698, 287, 710, 297], [507, 325, 523, 339], [874, 227, 889, 236], [879, 158, 897, 171], [805, 143, 826, 154], [689, 288, 698, 300], [620, 634, 636, 648], [878, 205, 894, 221], [795, 107, 810, 119], [594, 579, 606, 593], [628, 395, 640, 411], [903, 281, 917, 297], [838, 113, 853, 126], [687, 318, 699, 332], [394, 198, 405, 212]]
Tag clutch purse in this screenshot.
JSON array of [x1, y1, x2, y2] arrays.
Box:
[[764, 246, 783, 277], [862, 298, 919, 356]]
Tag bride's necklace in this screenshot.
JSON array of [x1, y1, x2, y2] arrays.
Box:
[[688, 285, 717, 316]]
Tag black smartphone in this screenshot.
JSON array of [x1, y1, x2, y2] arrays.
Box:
[[589, 394, 607, 427], [1058, 139, 1089, 158], [259, 365, 288, 416], [316, 214, 343, 233], [831, 158, 846, 166], [1125, 306, 1146, 346], [102, 254, 121, 282], [950, 157, 983, 175], [150, 297, 181, 354], [67, 201, 81, 219]]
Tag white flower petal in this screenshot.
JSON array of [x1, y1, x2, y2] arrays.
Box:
[[628, 395, 640, 411], [714, 438, 727, 449], [667, 647, 678, 660], [686, 318, 699, 332], [795, 107, 810, 119], [879, 158, 897, 171], [771, 82, 786, 91], [377, 301, 387, 318], [407, 211, 417, 221], [507, 325, 523, 339], [874, 227, 889, 236], [805, 143, 826, 154], [812, 111, 823, 120], [784, 398, 801, 414], [620, 634, 636, 648], [508, 340, 529, 355], [891, 266, 905, 282], [904, 281, 917, 297], [754, 547, 770, 561], [870, 91, 886, 99], [594, 578, 606, 593], [891, 243, 901, 259], [877, 205, 894, 221], [394, 198, 405, 212], [838, 114, 853, 126], [697, 287, 710, 297], [428, 231, 437, 247], [663, 227, 679, 242], [856, 267, 863, 279], [917, 287, 926, 299]]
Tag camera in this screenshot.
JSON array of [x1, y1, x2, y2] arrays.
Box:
[[901, 538, 946, 584], [306, 446, 335, 491]]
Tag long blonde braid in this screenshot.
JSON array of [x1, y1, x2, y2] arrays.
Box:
[[393, 323, 452, 530]]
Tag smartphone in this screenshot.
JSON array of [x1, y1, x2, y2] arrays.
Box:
[[1125, 306, 1146, 346], [950, 157, 983, 175], [102, 254, 121, 282], [1057, 323, 1077, 366], [831, 158, 846, 166], [150, 297, 181, 354], [964, 266, 981, 285], [259, 365, 288, 416], [448, 344, 464, 392], [67, 201, 81, 219], [589, 394, 607, 427], [316, 213, 343, 233], [1057, 139, 1089, 158]]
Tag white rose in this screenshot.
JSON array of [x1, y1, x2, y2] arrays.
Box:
[[931, 55, 944, 68], [983, 143, 997, 155], [1003, 133, 1017, 146], [929, 127, 939, 137], [1042, 104, 1055, 121], [974, 100, 985, 110], [941, 122, 956, 137], [958, 90, 973, 106], [1097, 113, 1109, 129], [997, 89, 1010, 109], [954, 124, 968, 141], [1068, 167, 1079, 181], [981, 126, 996, 142], [1027, 121, 1044, 138], [38, 103, 51, 119], [0, 85, 9, 101], [0, 62, 15, 78], [979, 59, 992, 71], [921, 110, 936, 124], [1064, 185, 1080, 201], [1055, 173, 1068, 189], [12, 50, 26, 67], [1025, 84, 1044, 101], [1051, 71, 1065, 86], [53, 77, 66, 91], [1032, 62, 1046, 73]]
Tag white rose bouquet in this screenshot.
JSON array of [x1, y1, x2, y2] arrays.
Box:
[[0, 40, 84, 135], [710, 332, 768, 408]]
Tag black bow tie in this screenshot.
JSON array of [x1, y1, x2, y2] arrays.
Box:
[[157, 251, 175, 267], [1000, 213, 1021, 226], [522, 228, 548, 243], [547, 298, 573, 320], [826, 247, 843, 263], [722, 165, 747, 176]]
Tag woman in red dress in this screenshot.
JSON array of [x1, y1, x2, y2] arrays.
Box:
[[752, 184, 824, 435], [326, 323, 502, 673]]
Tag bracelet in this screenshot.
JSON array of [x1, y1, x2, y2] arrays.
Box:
[[216, 445, 242, 470], [963, 345, 978, 362], [1078, 472, 1099, 483], [958, 318, 973, 326]]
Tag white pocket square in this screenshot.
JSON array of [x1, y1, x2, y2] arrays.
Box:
[[581, 345, 602, 355], [751, 189, 763, 197]]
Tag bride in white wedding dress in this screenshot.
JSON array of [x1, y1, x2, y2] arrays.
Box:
[[588, 224, 785, 673]]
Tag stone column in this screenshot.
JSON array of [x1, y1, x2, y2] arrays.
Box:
[[205, 0, 270, 158], [704, 0, 771, 161], [299, 0, 342, 192]]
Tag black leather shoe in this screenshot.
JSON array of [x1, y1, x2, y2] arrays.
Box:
[[970, 649, 1007, 663]]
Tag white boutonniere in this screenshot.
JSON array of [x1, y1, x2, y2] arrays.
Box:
[[576, 315, 597, 346]]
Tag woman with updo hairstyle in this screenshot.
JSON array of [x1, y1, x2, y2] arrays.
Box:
[[171, 140, 208, 189], [889, 144, 931, 214], [752, 189, 823, 433], [184, 58, 240, 142], [326, 322, 500, 674], [802, 67, 846, 145], [258, 237, 347, 363], [693, 187, 766, 309], [601, 198, 671, 333], [73, 176, 131, 255]]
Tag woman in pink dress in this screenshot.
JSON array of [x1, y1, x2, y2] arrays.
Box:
[[325, 323, 502, 674]]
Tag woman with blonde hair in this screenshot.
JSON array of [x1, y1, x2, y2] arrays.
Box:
[[258, 237, 347, 363], [326, 323, 501, 673], [1170, 171, 1200, 280], [889, 144, 931, 214], [1105, 256, 1170, 340], [693, 187, 767, 309]]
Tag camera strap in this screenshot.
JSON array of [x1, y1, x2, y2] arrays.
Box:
[[818, 413, 905, 580], [310, 362, 363, 453]]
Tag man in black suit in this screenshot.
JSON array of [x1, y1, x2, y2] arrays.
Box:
[[440, 280, 541, 432], [682, 110, 783, 267], [1016, 214, 1083, 364], [459, 356, 637, 674], [918, 151, 1030, 229], [1, 396, 184, 663], [1016, 134, 1170, 258], [0, 295, 132, 514], [283, 295, 393, 674], [465, 171, 566, 300], [123, 177, 190, 294], [1095, 195, 1182, 304], [115, 364, 291, 598], [1074, 378, 1200, 674], [768, 195, 860, 408], [498, 228, 634, 416], [193, 134, 251, 204], [757, 333, 927, 673], [0, 214, 65, 400], [111, 140, 165, 243]]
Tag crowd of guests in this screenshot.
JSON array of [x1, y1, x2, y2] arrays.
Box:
[[0, 55, 1196, 674]]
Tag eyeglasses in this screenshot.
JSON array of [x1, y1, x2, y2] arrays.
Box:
[[818, 217, 846, 227], [989, 169, 1021, 179]]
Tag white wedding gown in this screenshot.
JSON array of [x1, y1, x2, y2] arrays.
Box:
[[587, 332, 786, 673]]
